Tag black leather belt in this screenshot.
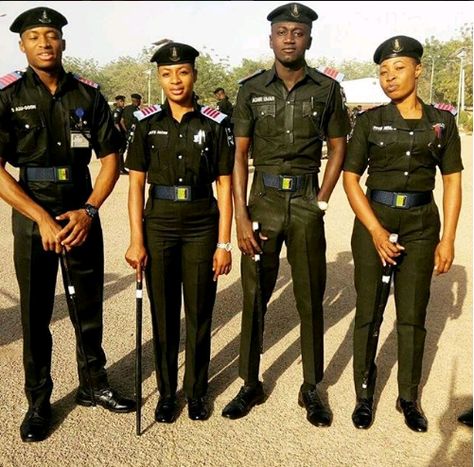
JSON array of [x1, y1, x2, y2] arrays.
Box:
[[23, 166, 73, 182], [151, 184, 211, 202], [261, 173, 309, 192], [370, 190, 432, 209]]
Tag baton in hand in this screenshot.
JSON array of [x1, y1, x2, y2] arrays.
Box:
[[362, 233, 399, 390], [135, 265, 143, 436], [60, 249, 96, 406], [252, 221, 264, 354]]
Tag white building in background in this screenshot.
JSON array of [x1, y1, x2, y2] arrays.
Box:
[[342, 77, 390, 108]]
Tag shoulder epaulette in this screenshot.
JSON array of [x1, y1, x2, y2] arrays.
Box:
[[200, 105, 228, 124], [238, 69, 266, 85], [433, 103, 457, 116], [133, 104, 162, 121], [73, 74, 99, 89], [316, 66, 344, 83], [0, 70, 24, 90]]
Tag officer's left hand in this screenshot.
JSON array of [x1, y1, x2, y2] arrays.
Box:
[[213, 249, 232, 281], [55, 209, 93, 248], [434, 239, 454, 276]]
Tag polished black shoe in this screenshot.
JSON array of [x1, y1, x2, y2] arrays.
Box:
[[222, 382, 265, 419], [298, 387, 331, 427], [396, 397, 427, 432], [188, 397, 210, 421], [20, 406, 51, 443], [458, 408, 473, 427], [352, 398, 374, 429], [155, 396, 179, 423], [76, 386, 136, 413]]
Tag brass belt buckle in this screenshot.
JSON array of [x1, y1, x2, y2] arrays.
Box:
[[394, 193, 407, 208], [55, 167, 70, 182], [280, 175, 295, 191], [175, 186, 191, 201]]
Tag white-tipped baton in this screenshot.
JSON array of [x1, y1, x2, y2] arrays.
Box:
[[135, 265, 143, 436], [60, 250, 96, 406], [362, 233, 399, 390], [252, 221, 264, 354]]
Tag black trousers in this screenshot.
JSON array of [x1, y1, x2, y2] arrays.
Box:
[[352, 199, 440, 400], [239, 173, 327, 387], [12, 210, 108, 409], [144, 197, 218, 399]]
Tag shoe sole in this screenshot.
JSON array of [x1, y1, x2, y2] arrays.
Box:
[[76, 398, 136, 413]]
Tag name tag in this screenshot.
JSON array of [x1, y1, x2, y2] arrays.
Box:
[[70, 132, 90, 148]]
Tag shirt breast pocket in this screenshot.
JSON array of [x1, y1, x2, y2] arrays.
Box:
[[300, 101, 325, 139], [368, 130, 397, 168], [13, 111, 45, 155], [148, 133, 169, 171], [251, 102, 277, 136]]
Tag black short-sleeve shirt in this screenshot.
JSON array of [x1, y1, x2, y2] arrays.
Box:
[[126, 101, 234, 186], [232, 65, 351, 175], [343, 101, 463, 191]]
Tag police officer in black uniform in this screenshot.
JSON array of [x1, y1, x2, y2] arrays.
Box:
[[343, 36, 463, 432], [125, 42, 234, 422], [214, 87, 234, 118], [112, 94, 128, 174], [0, 7, 135, 443], [222, 3, 350, 427], [121, 93, 142, 134]]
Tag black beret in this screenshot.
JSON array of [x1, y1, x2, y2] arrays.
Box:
[[373, 35, 423, 65], [10, 7, 68, 35], [150, 42, 199, 66], [131, 93, 142, 100], [267, 2, 318, 26], [115, 95, 126, 100]]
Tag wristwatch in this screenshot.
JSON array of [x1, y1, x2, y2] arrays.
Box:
[[83, 203, 99, 219], [317, 201, 328, 211], [216, 242, 232, 252]]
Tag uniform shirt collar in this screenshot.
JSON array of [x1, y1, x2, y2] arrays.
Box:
[[265, 63, 320, 86]]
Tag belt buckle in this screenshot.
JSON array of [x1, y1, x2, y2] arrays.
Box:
[[394, 193, 407, 208], [280, 175, 295, 191], [55, 167, 70, 182], [175, 186, 191, 201]]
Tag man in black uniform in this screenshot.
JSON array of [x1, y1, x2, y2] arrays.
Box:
[[0, 7, 135, 443], [222, 2, 350, 427], [112, 95, 128, 174], [121, 93, 142, 134], [214, 87, 234, 117]]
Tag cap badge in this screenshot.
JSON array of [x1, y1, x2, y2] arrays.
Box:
[[38, 10, 51, 24], [170, 46, 180, 62], [290, 3, 301, 18], [392, 38, 403, 53]]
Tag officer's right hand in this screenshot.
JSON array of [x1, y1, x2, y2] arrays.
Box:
[[371, 227, 404, 266], [236, 216, 267, 257], [38, 215, 65, 254], [125, 243, 148, 270]]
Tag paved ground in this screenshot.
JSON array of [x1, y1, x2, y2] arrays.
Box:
[[0, 136, 472, 467]]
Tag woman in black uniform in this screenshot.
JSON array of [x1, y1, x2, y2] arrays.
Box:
[[125, 43, 234, 423], [343, 35, 463, 432]]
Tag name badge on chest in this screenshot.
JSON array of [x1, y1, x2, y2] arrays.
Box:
[[70, 131, 90, 148]]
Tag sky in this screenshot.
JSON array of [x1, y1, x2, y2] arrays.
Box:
[[0, 1, 473, 76]]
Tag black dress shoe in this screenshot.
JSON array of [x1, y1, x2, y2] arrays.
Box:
[[76, 387, 136, 413], [222, 382, 265, 419], [458, 408, 473, 427], [298, 387, 331, 427], [352, 398, 374, 429], [188, 397, 210, 421], [396, 397, 427, 432], [155, 396, 179, 423], [20, 406, 51, 443]]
